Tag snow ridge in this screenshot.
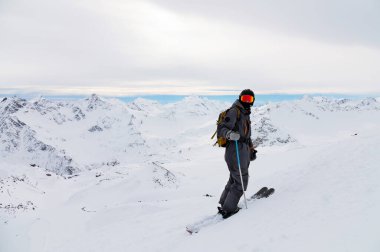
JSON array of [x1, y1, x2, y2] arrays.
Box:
[[2, 95, 380, 174], [1, 97, 76, 175]]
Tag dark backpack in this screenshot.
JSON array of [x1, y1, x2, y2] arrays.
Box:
[[211, 107, 240, 147]]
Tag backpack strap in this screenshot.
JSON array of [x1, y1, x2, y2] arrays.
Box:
[[211, 130, 217, 140], [232, 106, 241, 131], [235, 107, 241, 121]]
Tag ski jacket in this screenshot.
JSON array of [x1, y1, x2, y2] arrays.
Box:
[[218, 100, 253, 148], [217, 100, 254, 174]]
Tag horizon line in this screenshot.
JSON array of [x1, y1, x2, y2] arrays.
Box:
[[1, 91, 380, 98], [1, 92, 379, 105]]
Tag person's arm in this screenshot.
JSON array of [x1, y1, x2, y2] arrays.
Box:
[[249, 138, 257, 161]]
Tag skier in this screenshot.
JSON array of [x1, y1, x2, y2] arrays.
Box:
[[217, 89, 257, 218]]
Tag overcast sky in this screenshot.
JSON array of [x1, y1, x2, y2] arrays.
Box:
[[0, 0, 379, 96]]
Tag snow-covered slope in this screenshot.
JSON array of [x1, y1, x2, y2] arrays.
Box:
[[1, 95, 380, 252], [178, 126, 380, 252], [0, 97, 76, 175], [251, 96, 380, 146]]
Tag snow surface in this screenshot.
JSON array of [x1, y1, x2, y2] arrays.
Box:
[[1, 95, 380, 252]]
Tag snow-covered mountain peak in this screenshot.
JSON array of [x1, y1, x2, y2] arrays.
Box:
[[84, 94, 109, 111], [357, 97, 378, 107], [181, 95, 209, 103], [0, 96, 27, 115], [166, 96, 228, 117], [126, 97, 163, 114], [298, 95, 380, 111], [0, 95, 143, 175]]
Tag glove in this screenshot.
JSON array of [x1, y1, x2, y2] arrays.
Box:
[[226, 130, 240, 141], [250, 148, 257, 161]]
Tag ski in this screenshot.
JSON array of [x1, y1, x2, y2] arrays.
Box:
[[249, 186, 268, 200], [186, 187, 275, 234], [262, 187, 275, 198]]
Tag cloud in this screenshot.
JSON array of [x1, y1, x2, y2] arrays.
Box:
[[0, 0, 379, 95], [149, 0, 380, 48]]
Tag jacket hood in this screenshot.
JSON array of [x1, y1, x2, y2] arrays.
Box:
[[233, 99, 251, 115]]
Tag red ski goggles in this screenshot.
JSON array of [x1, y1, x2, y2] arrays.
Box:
[[240, 95, 255, 104]]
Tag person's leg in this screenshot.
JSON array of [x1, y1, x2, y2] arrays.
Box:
[[219, 175, 234, 206], [222, 142, 250, 213], [221, 172, 248, 213]]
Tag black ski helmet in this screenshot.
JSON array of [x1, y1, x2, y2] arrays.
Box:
[[239, 89, 255, 107]]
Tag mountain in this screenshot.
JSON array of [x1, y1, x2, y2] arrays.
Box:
[[1, 95, 380, 252], [2, 94, 379, 173], [0, 97, 76, 175]]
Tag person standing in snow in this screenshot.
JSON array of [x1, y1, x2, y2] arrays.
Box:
[[217, 89, 257, 218]]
